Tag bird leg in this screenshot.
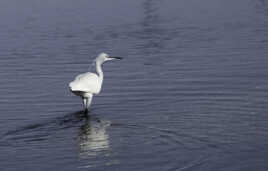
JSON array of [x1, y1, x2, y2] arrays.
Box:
[[86, 95, 93, 109], [82, 98, 87, 113], [82, 95, 93, 114]]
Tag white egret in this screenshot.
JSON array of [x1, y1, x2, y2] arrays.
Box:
[[69, 53, 122, 113]]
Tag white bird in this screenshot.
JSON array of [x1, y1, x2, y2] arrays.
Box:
[[69, 53, 122, 113]]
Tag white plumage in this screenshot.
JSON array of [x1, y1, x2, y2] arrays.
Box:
[[69, 53, 122, 113], [70, 72, 101, 94]]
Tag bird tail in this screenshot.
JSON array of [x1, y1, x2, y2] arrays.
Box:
[[69, 81, 84, 92], [69, 82, 76, 91]]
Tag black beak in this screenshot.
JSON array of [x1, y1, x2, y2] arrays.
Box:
[[110, 56, 123, 60]]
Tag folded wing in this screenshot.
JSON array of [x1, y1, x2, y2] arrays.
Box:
[[69, 72, 101, 94]]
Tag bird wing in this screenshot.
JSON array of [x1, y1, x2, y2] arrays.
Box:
[[69, 72, 101, 94]]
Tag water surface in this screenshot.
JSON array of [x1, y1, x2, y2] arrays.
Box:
[[0, 0, 268, 170]]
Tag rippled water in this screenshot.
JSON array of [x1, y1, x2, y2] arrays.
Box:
[[0, 0, 268, 170]]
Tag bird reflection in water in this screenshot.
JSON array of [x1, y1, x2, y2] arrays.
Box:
[[1, 110, 111, 159], [77, 114, 111, 157]]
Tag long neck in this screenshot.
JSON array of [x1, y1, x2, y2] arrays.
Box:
[[96, 61, 104, 81]]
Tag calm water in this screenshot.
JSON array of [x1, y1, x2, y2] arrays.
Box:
[[0, 0, 268, 170]]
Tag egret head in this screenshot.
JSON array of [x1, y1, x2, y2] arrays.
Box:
[[96, 52, 122, 64]]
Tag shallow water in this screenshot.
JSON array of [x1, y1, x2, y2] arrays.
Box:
[[0, 0, 268, 170]]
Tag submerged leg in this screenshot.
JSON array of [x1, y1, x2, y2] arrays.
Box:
[[86, 94, 93, 109], [83, 94, 93, 113], [82, 98, 89, 113], [82, 98, 87, 110]]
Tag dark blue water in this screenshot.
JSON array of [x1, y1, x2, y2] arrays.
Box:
[[0, 0, 268, 170]]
